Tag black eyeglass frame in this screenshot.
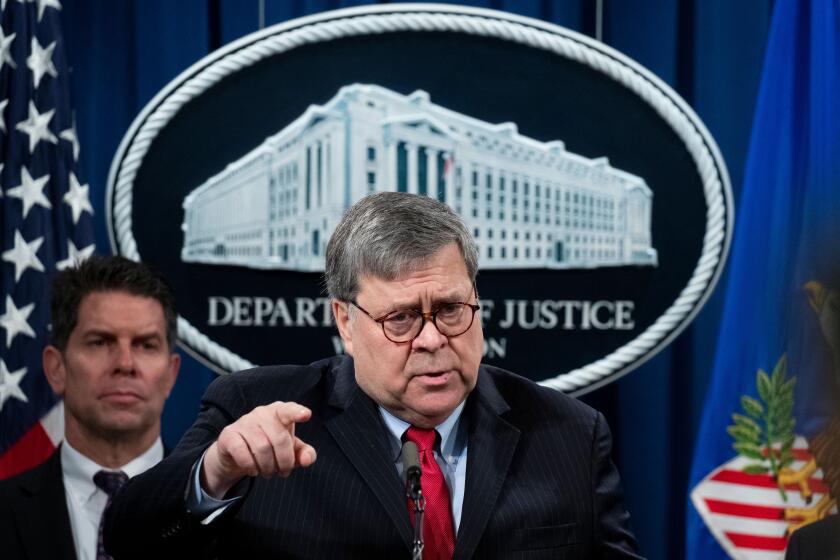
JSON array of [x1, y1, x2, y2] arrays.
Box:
[[348, 285, 481, 344]]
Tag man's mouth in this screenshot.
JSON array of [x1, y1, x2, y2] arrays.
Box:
[[412, 370, 453, 386], [100, 391, 142, 404]]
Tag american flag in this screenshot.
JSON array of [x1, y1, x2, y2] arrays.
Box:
[[0, 0, 94, 479]]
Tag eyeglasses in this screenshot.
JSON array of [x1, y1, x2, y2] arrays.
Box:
[[349, 289, 481, 344]]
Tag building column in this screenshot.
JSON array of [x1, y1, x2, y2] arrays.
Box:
[[386, 140, 398, 192], [442, 151, 454, 206], [297, 151, 305, 213], [505, 173, 514, 225], [263, 228, 271, 260], [307, 144, 316, 211], [426, 147, 438, 199], [490, 166, 499, 221], [322, 136, 330, 207], [464, 161, 475, 219], [316, 141, 323, 208], [406, 142, 418, 194], [333, 131, 349, 210], [513, 173, 522, 261]]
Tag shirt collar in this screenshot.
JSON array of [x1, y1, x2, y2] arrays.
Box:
[[378, 400, 466, 462], [62, 437, 164, 503]]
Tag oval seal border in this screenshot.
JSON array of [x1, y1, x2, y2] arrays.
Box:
[[106, 3, 734, 395]]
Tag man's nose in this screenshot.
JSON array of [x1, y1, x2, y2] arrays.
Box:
[[114, 341, 136, 373], [412, 316, 448, 351]]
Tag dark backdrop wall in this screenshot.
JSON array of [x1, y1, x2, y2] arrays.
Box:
[[60, 1, 774, 558]]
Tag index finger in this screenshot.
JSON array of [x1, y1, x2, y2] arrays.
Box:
[[268, 401, 311, 428]]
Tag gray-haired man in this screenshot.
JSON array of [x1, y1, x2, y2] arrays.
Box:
[[105, 192, 640, 559]]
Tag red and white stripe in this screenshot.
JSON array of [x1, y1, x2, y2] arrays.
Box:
[[0, 402, 63, 480], [692, 436, 835, 560]]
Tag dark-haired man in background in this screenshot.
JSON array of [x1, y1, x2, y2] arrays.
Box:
[[0, 256, 181, 560]]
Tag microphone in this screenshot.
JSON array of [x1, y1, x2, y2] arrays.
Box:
[[402, 441, 424, 560], [402, 441, 422, 498]]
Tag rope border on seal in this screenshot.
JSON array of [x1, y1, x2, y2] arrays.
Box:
[[109, 8, 732, 394]]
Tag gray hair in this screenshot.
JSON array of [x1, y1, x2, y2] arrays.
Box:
[[325, 192, 479, 301]]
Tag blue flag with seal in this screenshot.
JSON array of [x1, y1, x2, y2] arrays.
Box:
[[687, 0, 840, 558]]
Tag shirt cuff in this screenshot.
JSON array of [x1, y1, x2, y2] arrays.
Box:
[[186, 448, 244, 525]]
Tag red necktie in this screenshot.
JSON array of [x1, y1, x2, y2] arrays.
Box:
[[405, 426, 455, 560]]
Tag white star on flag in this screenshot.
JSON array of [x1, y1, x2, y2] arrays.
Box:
[[34, 0, 62, 22], [26, 37, 57, 89], [0, 98, 8, 133], [15, 101, 58, 153], [0, 359, 28, 412], [0, 295, 36, 348], [2, 230, 44, 282], [0, 26, 16, 71], [56, 239, 94, 271], [63, 172, 93, 224], [7, 166, 51, 218], [59, 121, 80, 161]]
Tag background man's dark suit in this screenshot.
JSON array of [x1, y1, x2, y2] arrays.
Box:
[[0, 450, 77, 560], [105, 356, 640, 559], [785, 515, 840, 560]]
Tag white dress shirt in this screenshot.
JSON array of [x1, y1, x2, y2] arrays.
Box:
[[61, 438, 164, 560]]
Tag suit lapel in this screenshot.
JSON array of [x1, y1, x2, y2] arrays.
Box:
[[14, 449, 77, 560], [454, 370, 520, 560], [324, 358, 413, 548]]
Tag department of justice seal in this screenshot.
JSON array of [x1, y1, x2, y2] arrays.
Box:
[[107, 4, 733, 395]]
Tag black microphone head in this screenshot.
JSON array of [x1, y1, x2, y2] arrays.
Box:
[[402, 441, 421, 479]]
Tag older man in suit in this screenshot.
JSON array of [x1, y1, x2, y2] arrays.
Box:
[[0, 256, 180, 560], [105, 192, 640, 558]]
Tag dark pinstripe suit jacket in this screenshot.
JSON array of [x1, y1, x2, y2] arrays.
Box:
[[0, 449, 78, 560], [104, 356, 640, 559]]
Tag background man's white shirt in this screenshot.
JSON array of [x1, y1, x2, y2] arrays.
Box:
[[61, 438, 163, 560]]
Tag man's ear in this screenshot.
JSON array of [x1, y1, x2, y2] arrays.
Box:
[[42, 345, 66, 396], [331, 299, 354, 356], [163, 351, 181, 399]]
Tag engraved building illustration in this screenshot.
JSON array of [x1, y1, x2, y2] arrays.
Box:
[[181, 83, 657, 271]]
